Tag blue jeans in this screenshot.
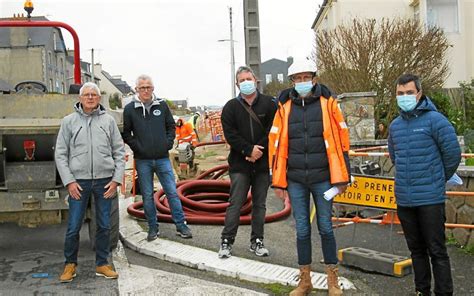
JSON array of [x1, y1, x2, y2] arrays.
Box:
[[287, 180, 337, 265], [135, 158, 186, 228], [64, 178, 112, 267], [398, 204, 453, 296]]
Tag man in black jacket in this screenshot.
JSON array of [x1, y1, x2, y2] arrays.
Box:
[[218, 66, 277, 258], [122, 74, 192, 241]]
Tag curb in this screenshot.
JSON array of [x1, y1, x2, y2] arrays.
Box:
[[119, 197, 356, 291]]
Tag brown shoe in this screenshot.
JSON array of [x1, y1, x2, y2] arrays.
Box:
[[289, 265, 313, 296], [95, 265, 118, 279], [59, 263, 76, 283], [326, 264, 343, 296]]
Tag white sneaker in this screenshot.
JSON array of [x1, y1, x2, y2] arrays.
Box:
[[249, 238, 269, 257], [218, 239, 232, 259]]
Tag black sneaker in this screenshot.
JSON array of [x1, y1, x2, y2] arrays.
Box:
[[218, 239, 232, 259], [147, 226, 159, 241], [249, 238, 269, 257], [176, 224, 193, 239]]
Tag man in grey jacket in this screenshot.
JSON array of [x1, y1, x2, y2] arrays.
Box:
[[55, 82, 125, 283]]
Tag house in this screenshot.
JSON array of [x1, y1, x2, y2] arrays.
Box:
[[260, 57, 293, 87], [93, 63, 133, 97], [0, 16, 69, 93], [65, 53, 100, 86], [311, 0, 473, 88]]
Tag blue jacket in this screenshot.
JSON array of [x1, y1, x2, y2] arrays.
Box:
[[388, 96, 461, 207]]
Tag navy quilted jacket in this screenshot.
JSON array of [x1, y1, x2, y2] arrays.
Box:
[[388, 96, 461, 207]]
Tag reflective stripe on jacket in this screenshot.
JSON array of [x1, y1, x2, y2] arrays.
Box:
[[269, 94, 350, 189]]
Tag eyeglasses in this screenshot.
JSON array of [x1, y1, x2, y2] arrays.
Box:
[[137, 86, 153, 92], [81, 93, 99, 98]]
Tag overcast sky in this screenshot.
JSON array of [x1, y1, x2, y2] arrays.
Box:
[[1, 0, 322, 106]]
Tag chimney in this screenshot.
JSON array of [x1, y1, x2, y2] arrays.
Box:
[[287, 56, 294, 67]]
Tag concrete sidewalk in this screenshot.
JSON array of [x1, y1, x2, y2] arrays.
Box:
[[113, 240, 265, 296], [118, 197, 356, 293]]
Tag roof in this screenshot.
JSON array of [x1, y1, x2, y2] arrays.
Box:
[[311, 0, 329, 29], [0, 16, 67, 51], [101, 69, 133, 94]]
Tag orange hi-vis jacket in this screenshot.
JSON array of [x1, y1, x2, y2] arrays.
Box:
[[176, 121, 197, 146], [268, 95, 350, 189]]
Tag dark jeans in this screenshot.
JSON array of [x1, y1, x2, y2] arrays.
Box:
[[135, 158, 186, 229], [221, 172, 270, 243], [287, 180, 337, 265], [64, 178, 112, 266], [397, 203, 453, 296]]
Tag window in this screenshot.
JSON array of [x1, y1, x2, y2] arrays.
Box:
[[53, 32, 57, 51], [48, 52, 52, 65], [61, 83, 65, 94], [277, 73, 284, 83], [265, 74, 272, 84], [413, 3, 420, 23], [49, 79, 53, 92], [426, 0, 459, 33]]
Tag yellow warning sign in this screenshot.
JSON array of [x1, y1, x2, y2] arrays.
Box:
[[334, 175, 397, 210]]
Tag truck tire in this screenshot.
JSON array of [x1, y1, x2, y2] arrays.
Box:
[[88, 194, 120, 251]]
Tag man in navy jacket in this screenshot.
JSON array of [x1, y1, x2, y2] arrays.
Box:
[[123, 74, 192, 241], [388, 74, 461, 296]]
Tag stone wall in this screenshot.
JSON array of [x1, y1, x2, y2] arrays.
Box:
[[338, 92, 377, 142], [445, 167, 474, 247]]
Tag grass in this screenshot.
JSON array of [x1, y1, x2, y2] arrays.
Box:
[[446, 234, 474, 256], [258, 282, 294, 295]]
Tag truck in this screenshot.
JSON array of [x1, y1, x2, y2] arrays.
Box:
[[0, 18, 120, 250]]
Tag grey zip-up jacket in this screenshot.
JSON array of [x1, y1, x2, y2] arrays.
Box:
[[55, 102, 125, 186]]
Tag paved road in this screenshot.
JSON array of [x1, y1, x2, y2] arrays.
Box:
[[148, 188, 474, 295], [0, 222, 270, 295], [0, 222, 118, 295]]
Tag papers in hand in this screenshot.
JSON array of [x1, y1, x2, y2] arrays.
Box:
[[323, 186, 340, 201], [323, 176, 355, 201]]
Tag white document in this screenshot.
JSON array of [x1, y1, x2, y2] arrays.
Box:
[[323, 186, 340, 201]]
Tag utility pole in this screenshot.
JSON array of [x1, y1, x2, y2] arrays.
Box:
[[229, 7, 236, 98], [218, 7, 236, 99], [90, 48, 95, 82], [243, 0, 262, 89]]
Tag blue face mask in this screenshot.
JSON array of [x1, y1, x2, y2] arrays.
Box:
[[239, 80, 256, 95], [294, 81, 313, 97], [396, 95, 418, 112]]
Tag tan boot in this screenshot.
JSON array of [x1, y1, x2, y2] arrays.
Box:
[[326, 264, 343, 296], [290, 265, 313, 296], [96, 265, 119, 279], [59, 263, 76, 283]]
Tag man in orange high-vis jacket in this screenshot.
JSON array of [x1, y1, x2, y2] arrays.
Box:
[[176, 118, 197, 146], [268, 58, 351, 296]]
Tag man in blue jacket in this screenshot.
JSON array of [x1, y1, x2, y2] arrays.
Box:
[[123, 74, 192, 241], [388, 74, 461, 296]]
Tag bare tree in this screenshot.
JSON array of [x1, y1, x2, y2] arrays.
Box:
[[314, 18, 450, 125], [263, 80, 292, 97]]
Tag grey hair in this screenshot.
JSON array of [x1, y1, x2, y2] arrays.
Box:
[[79, 82, 100, 96], [135, 74, 154, 87], [235, 66, 257, 82]]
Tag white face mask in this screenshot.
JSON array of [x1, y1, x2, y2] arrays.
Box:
[[294, 81, 313, 97], [396, 95, 417, 112], [239, 80, 256, 95]]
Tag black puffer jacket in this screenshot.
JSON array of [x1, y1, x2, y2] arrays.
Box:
[[279, 84, 333, 184], [221, 92, 277, 174]]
